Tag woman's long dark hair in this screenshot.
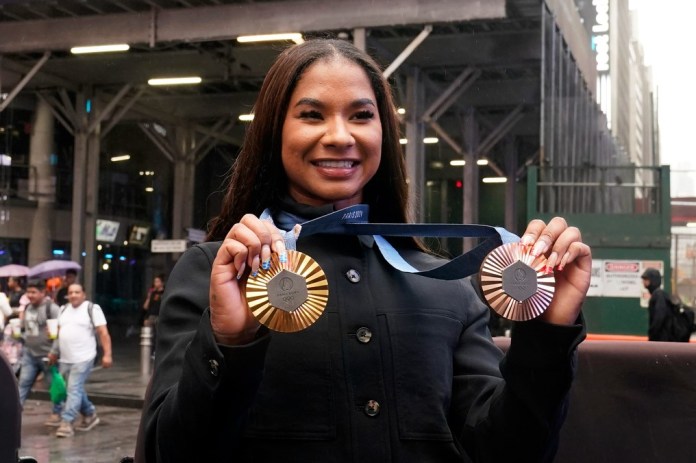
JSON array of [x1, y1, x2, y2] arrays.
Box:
[[207, 39, 412, 244]]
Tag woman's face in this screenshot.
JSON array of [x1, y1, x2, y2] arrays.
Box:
[[281, 57, 382, 209]]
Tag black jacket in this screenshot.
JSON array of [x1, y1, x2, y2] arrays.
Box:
[[643, 268, 673, 341], [141, 230, 584, 462]]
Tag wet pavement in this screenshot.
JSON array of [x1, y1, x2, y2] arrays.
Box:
[[17, 325, 150, 463]]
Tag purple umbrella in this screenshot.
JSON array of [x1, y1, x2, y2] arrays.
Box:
[[0, 264, 30, 278], [28, 260, 81, 279]]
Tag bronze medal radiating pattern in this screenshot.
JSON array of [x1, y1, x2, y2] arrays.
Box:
[[245, 250, 329, 332], [479, 242, 555, 321]]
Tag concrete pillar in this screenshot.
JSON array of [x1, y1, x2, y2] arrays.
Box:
[[27, 97, 55, 266]]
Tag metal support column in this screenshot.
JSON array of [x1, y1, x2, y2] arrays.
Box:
[[84, 93, 101, 297], [405, 68, 425, 222], [503, 136, 518, 233], [172, 126, 195, 240], [462, 107, 479, 250]]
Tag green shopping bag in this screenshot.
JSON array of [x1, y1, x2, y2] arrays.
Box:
[[49, 365, 67, 404]]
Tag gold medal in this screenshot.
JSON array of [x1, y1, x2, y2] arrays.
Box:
[[245, 250, 329, 332], [479, 242, 555, 321]]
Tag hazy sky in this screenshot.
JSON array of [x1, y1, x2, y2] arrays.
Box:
[[631, 0, 696, 197]]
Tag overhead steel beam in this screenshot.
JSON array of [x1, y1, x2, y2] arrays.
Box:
[[377, 30, 542, 68], [0, 0, 505, 53], [422, 67, 479, 122], [0, 51, 50, 112], [477, 104, 525, 155], [102, 87, 145, 137], [383, 25, 432, 79], [88, 84, 132, 134]]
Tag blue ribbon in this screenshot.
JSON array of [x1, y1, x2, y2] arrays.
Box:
[[260, 204, 519, 280]]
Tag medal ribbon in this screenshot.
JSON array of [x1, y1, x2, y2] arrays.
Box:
[[261, 204, 519, 281]]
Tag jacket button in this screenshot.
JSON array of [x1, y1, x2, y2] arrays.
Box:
[[364, 400, 380, 417], [345, 269, 361, 283], [208, 359, 220, 377], [356, 327, 372, 343]]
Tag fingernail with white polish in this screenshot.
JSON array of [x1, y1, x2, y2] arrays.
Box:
[[531, 241, 547, 256]]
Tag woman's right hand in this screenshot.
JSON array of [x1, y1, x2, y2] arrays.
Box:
[[209, 214, 287, 345]]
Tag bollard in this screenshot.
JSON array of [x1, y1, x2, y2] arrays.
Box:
[[140, 326, 153, 377]]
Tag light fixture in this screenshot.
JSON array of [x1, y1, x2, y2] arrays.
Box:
[[70, 44, 130, 54], [237, 33, 304, 44], [145, 187, 154, 192], [148, 77, 202, 86], [482, 177, 508, 183], [397, 107, 406, 115], [423, 137, 439, 144], [238, 114, 254, 122], [477, 159, 489, 166], [687, 222, 696, 228], [110, 154, 131, 162], [450, 160, 466, 167], [399, 138, 408, 145]]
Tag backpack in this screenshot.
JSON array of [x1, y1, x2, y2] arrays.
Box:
[[665, 293, 696, 342]]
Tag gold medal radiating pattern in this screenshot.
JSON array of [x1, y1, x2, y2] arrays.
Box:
[[245, 250, 329, 333], [479, 242, 555, 321]]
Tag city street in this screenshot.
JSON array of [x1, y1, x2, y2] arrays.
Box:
[[17, 325, 148, 463], [19, 401, 140, 463]]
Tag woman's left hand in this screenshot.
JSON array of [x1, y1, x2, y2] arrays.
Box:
[[520, 217, 592, 325]]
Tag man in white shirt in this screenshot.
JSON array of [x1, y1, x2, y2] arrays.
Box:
[[48, 283, 112, 438]]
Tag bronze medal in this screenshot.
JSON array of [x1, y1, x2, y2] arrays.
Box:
[[245, 250, 329, 332], [479, 242, 555, 321]]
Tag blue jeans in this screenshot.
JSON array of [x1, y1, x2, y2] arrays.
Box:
[[18, 350, 62, 415], [59, 358, 96, 423]]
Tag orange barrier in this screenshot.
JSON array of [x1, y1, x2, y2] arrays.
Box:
[[586, 333, 695, 342], [586, 333, 648, 341]]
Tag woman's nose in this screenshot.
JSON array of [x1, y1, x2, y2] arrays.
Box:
[[322, 117, 355, 147]]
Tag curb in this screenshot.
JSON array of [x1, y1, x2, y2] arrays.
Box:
[[28, 390, 144, 409]]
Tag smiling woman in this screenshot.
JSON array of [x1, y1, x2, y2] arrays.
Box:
[[140, 38, 591, 463]]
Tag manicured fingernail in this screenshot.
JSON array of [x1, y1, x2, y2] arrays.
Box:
[[261, 244, 271, 270], [520, 235, 535, 246], [531, 241, 547, 257], [236, 262, 246, 280], [558, 251, 570, 271], [279, 252, 288, 264], [545, 252, 558, 270], [251, 255, 260, 276]]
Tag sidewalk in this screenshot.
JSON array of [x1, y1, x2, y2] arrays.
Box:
[[20, 325, 151, 462]]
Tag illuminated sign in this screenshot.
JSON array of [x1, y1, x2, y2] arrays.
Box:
[[96, 219, 120, 243]]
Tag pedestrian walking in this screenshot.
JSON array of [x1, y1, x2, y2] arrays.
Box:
[[16, 279, 62, 425], [49, 283, 113, 438]]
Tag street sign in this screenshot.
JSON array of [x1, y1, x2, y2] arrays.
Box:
[[150, 239, 187, 253]]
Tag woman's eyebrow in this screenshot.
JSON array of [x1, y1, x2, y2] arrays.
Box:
[[294, 97, 322, 108], [293, 97, 376, 108]]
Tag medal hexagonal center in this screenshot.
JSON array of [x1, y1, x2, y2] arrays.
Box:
[[501, 261, 538, 302], [266, 269, 308, 313]]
